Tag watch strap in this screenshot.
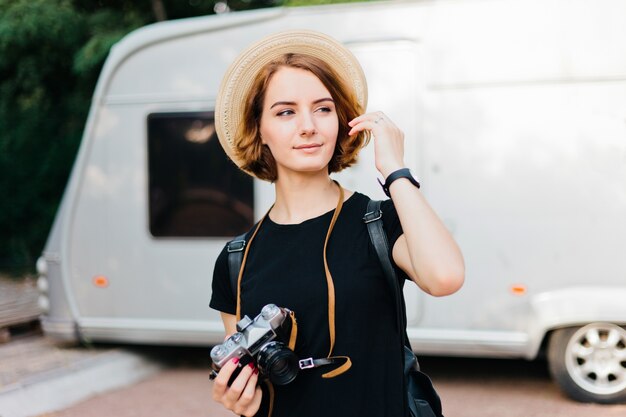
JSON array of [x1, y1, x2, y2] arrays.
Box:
[[378, 168, 420, 197]]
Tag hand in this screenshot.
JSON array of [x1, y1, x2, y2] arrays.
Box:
[[348, 111, 405, 178], [212, 358, 263, 417]]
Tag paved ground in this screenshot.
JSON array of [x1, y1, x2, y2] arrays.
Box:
[[0, 335, 163, 417], [0, 335, 107, 389], [0, 276, 168, 417], [34, 349, 626, 417], [428, 356, 626, 417]]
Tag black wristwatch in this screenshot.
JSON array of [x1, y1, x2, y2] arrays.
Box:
[[378, 168, 420, 197]]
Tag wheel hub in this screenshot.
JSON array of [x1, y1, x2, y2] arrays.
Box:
[[565, 323, 626, 395]]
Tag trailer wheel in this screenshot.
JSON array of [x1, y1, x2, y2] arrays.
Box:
[[548, 323, 626, 403]]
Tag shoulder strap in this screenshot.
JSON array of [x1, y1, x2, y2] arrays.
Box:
[[364, 201, 439, 416], [226, 233, 247, 299], [363, 200, 404, 334]]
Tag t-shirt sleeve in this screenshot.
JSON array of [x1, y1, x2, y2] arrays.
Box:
[[380, 198, 404, 250], [380, 198, 411, 282], [209, 244, 236, 314]]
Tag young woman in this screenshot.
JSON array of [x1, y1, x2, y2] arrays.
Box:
[[209, 30, 464, 417]]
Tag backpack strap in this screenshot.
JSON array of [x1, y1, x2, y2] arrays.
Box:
[[363, 199, 404, 334], [226, 233, 247, 300], [365, 200, 440, 416]]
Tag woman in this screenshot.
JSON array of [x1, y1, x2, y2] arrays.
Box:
[[209, 30, 464, 417]]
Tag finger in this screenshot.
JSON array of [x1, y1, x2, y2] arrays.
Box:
[[348, 119, 379, 136], [240, 386, 263, 417], [349, 112, 380, 126], [231, 370, 257, 416], [224, 362, 256, 404], [212, 358, 240, 400], [238, 368, 259, 405]]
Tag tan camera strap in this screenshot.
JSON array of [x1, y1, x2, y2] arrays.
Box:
[[232, 181, 351, 416], [319, 184, 352, 378], [288, 311, 297, 351]]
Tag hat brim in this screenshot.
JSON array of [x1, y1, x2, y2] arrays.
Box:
[[215, 30, 368, 172]]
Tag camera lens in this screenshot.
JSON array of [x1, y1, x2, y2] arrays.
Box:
[[257, 341, 299, 385]]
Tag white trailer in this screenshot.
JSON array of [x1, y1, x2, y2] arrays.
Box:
[[36, 0, 626, 403]]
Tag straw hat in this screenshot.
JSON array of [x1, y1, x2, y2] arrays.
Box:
[[214, 30, 368, 170]]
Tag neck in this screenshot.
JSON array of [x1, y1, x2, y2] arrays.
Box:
[[271, 172, 346, 224]]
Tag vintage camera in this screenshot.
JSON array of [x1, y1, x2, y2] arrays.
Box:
[[210, 304, 299, 385]]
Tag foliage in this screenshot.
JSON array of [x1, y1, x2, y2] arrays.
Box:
[[0, 0, 87, 274]]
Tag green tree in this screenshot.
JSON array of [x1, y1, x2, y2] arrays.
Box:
[[0, 0, 87, 274], [0, 0, 196, 274]]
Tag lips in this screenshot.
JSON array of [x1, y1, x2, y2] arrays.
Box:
[[294, 143, 322, 150]]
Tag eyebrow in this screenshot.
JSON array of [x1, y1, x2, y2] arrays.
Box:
[[269, 97, 334, 109]]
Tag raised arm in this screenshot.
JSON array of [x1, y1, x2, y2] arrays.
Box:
[[348, 112, 465, 296]]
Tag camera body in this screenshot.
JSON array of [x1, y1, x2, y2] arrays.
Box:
[[210, 304, 299, 385]]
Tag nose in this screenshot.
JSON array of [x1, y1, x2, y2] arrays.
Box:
[[298, 112, 317, 137]]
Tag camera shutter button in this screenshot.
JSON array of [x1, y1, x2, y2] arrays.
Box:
[[211, 345, 227, 361], [261, 304, 279, 319]]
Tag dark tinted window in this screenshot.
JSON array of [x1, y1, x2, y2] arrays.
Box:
[[147, 112, 253, 237]]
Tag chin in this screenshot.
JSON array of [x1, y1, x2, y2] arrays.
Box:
[[290, 157, 332, 172], [283, 162, 330, 176]]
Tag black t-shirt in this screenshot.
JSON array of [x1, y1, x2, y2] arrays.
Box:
[[210, 192, 410, 417]]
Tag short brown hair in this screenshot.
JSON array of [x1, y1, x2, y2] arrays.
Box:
[[233, 53, 370, 182]]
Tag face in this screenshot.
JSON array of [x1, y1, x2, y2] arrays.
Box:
[[259, 66, 339, 179]]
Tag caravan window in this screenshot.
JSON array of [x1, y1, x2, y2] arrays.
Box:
[[147, 112, 254, 237]]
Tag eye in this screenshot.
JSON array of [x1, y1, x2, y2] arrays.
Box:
[[276, 109, 294, 116], [316, 106, 333, 113]]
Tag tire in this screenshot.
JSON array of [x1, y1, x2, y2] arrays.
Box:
[[548, 323, 626, 403]]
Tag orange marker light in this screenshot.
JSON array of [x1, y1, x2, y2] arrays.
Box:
[[511, 285, 527, 296], [93, 275, 109, 288]]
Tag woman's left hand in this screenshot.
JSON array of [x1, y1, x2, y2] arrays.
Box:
[[348, 111, 405, 178]]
